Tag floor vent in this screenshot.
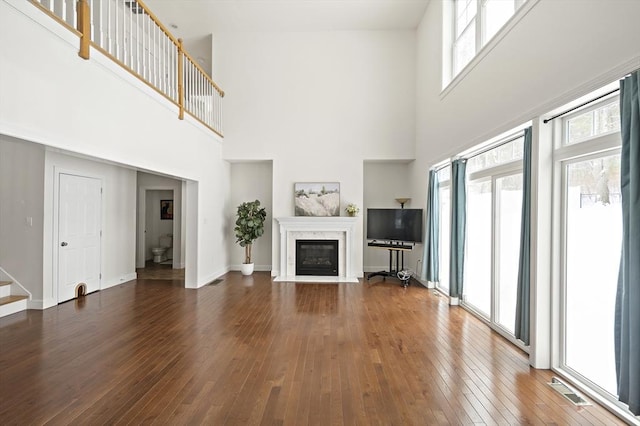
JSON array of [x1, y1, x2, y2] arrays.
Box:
[[548, 377, 591, 406], [208, 279, 223, 286]]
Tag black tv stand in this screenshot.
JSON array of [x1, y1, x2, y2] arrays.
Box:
[[366, 241, 413, 286]]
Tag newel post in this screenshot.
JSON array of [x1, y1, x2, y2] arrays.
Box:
[[77, 0, 90, 59], [177, 38, 185, 120]]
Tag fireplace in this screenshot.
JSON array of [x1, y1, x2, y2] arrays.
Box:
[[274, 216, 358, 283], [296, 240, 339, 276]]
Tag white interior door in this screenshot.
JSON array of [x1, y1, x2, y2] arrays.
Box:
[[58, 173, 102, 302]]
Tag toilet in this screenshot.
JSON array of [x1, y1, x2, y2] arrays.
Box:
[[151, 235, 173, 263]]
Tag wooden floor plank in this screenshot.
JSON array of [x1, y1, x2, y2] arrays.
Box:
[[0, 272, 628, 425]]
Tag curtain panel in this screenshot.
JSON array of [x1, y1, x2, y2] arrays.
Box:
[[615, 70, 640, 416], [423, 169, 440, 282], [449, 159, 467, 299], [515, 127, 533, 345]]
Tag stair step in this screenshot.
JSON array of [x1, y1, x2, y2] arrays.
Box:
[[0, 295, 28, 306], [0, 281, 12, 287]]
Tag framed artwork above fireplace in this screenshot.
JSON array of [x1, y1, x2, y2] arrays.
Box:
[[294, 182, 340, 217]]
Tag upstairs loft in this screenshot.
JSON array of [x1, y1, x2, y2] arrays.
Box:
[[28, 0, 224, 138]]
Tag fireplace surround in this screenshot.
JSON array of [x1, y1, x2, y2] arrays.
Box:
[[274, 217, 358, 283]]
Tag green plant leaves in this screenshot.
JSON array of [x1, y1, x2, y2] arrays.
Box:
[[234, 200, 268, 257]]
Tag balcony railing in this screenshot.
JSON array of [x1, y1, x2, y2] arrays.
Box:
[[30, 0, 224, 137]]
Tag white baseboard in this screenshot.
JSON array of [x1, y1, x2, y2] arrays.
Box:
[[27, 299, 44, 310], [192, 267, 230, 289], [363, 266, 389, 273], [27, 297, 57, 310], [449, 296, 460, 306], [412, 276, 430, 288], [102, 272, 137, 290], [228, 264, 272, 272]]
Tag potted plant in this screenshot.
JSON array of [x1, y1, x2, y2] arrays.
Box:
[[234, 200, 267, 275], [345, 203, 359, 217]]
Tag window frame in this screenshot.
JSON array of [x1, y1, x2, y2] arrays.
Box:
[[560, 96, 621, 147], [452, 0, 479, 76], [551, 93, 628, 416], [445, 0, 533, 93], [452, 0, 526, 78], [461, 137, 528, 351]]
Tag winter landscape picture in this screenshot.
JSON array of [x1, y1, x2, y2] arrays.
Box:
[[294, 183, 340, 217]]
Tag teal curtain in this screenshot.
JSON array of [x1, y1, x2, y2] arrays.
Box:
[[423, 170, 440, 282], [615, 70, 640, 416], [515, 127, 533, 345], [449, 159, 467, 299]]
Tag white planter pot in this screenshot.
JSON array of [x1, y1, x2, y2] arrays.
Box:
[[240, 263, 255, 276]]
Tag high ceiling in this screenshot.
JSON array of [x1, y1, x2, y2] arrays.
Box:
[[146, 0, 431, 37], [144, 0, 429, 78]]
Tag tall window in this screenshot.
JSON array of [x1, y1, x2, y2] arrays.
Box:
[[463, 136, 524, 342], [556, 95, 622, 400], [451, 0, 526, 79], [453, 0, 477, 76]]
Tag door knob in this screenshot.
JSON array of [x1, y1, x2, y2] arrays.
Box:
[[61, 242, 68, 246]]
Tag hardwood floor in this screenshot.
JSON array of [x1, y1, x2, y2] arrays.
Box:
[[0, 273, 624, 425], [136, 260, 185, 281]]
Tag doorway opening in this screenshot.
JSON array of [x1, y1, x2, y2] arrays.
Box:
[[136, 172, 186, 282]]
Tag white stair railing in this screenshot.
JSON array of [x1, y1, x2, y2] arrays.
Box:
[[30, 0, 224, 137]]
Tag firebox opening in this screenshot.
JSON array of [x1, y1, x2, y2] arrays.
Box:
[[295, 239, 339, 276]]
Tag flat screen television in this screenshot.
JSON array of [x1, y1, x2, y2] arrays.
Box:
[[366, 208, 423, 243]]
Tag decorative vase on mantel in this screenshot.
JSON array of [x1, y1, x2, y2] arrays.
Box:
[[345, 203, 359, 217]]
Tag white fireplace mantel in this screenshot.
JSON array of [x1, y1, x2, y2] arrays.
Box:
[[274, 217, 359, 283]]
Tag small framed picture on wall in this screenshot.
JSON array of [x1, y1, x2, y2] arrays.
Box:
[[160, 200, 173, 220]]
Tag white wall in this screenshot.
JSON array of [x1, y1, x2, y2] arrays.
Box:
[[40, 150, 137, 308], [363, 161, 419, 272], [0, 0, 230, 291], [214, 30, 416, 275], [228, 162, 273, 270], [416, 0, 640, 166], [0, 136, 45, 299], [137, 172, 184, 268]]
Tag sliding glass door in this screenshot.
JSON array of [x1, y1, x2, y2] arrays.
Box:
[[464, 179, 492, 316], [495, 174, 522, 333], [556, 94, 622, 403], [462, 137, 524, 342], [563, 153, 621, 395]]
